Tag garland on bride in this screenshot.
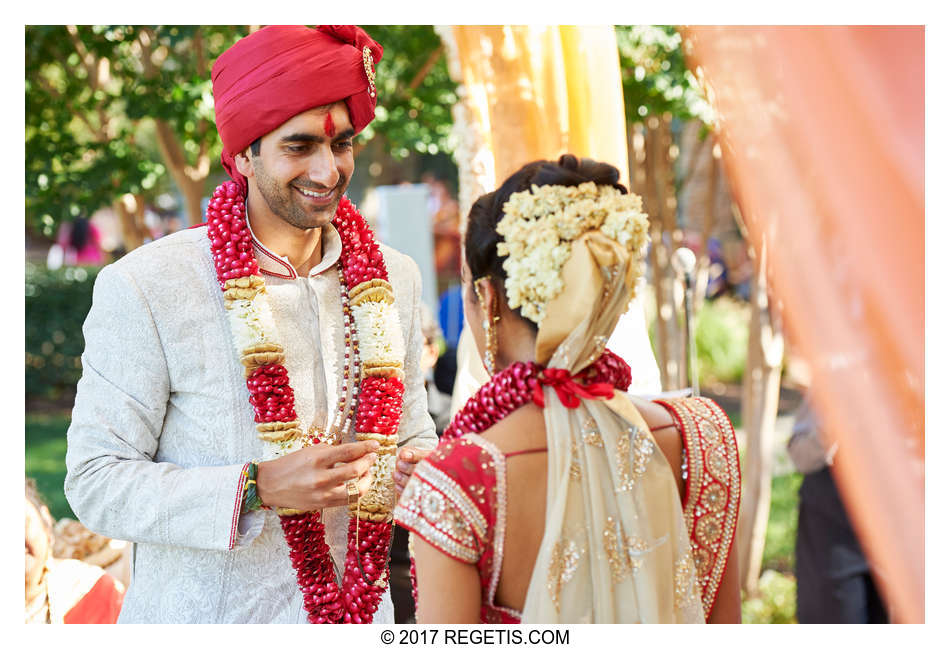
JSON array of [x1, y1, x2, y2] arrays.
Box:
[[206, 180, 404, 624]]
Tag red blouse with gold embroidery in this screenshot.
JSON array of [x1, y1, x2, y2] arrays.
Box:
[[654, 397, 741, 619], [394, 433, 521, 623], [395, 396, 740, 623]]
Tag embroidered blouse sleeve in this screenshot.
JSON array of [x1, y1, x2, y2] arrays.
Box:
[[654, 396, 741, 620], [394, 437, 494, 564], [64, 264, 248, 552]]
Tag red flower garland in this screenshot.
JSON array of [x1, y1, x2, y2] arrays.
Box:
[[206, 181, 401, 624], [441, 350, 631, 442]]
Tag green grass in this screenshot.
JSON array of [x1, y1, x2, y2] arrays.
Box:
[[741, 471, 803, 623], [742, 570, 798, 624], [25, 412, 74, 521], [695, 297, 749, 385], [762, 472, 802, 573]]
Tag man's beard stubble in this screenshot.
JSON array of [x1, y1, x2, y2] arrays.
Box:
[[252, 160, 347, 231]]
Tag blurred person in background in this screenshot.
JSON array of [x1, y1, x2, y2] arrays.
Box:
[[789, 397, 890, 623], [47, 216, 105, 270], [25, 480, 125, 623], [419, 303, 452, 434], [423, 171, 462, 293], [435, 284, 464, 395], [424, 170, 464, 403]]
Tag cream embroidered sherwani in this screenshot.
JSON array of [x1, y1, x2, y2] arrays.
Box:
[[64, 219, 437, 623]]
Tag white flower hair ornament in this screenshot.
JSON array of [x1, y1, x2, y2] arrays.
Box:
[[495, 181, 650, 325]]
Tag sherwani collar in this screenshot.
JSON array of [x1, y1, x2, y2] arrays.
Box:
[[242, 210, 348, 445], [245, 212, 343, 279]]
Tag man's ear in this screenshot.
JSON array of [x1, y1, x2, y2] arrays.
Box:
[[234, 149, 254, 178]]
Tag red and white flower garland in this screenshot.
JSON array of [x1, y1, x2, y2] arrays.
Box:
[[206, 180, 405, 624]]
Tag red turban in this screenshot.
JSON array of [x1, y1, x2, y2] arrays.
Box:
[[212, 25, 383, 193]]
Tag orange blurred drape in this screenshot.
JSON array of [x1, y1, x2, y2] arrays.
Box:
[[444, 25, 629, 195], [683, 26, 924, 622]]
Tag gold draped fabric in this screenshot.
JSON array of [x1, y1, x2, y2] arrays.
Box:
[[682, 26, 924, 622], [536, 233, 639, 368], [444, 26, 630, 191], [521, 231, 703, 623]]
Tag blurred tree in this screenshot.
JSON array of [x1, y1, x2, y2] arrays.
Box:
[[616, 25, 715, 391], [362, 25, 457, 161], [26, 25, 457, 250], [26, 25, 241, 247], [123, 26, 240, 229], [27, 25, 163, 249], [734, 218, 785, 595]]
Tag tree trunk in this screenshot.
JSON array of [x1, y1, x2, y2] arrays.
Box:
[[647, 116, 684, 391], [153, 118, 209, 226], [180, 180, 206, 227], [736, 239, 785, 594], [631, 116, 688, 391], [647, 231, 672, 389], [659, 115, 684, 390], [692, 139, 718, 311], [634, 123, 668, 389], [114, 193, 149, 252]]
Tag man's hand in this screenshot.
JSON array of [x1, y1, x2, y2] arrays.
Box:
[[256, 440, 379, 512], [393, 448, 433, 497]]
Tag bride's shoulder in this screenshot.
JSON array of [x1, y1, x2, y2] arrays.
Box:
[[627, 396, 685, 491], [627, 395, 677, 428], [480, 403, 546, 456]]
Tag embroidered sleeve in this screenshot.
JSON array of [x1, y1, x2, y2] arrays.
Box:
[[654, 397, 741, 620], [64, 264, 254, 552], [394, 440, 490, 564]]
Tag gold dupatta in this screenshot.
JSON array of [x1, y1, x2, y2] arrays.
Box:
[[520, 231, 704, 623]]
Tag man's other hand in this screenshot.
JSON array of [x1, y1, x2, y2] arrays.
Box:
[[393, 448, 433, 497]]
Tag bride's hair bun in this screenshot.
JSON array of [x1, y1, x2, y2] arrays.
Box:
[[464, 154, 629, 329], [530, 154, 627, 194]]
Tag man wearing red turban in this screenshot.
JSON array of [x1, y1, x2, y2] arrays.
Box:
[[65, 25, 438, 623], [212, 25, 382, 194]]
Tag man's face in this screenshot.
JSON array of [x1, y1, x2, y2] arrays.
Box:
[[242, 102, 355, 230]]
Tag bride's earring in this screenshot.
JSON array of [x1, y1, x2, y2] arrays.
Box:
[[476, 279, 499, 375], [481, 316, 499, 375]]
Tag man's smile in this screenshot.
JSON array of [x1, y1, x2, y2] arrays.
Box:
[[294, 185, 335, 204]]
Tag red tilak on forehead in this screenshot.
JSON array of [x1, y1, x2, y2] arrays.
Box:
[[323, 113, 336, 138]]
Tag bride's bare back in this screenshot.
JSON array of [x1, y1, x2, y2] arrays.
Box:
[[481, 397, 688, 613]]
